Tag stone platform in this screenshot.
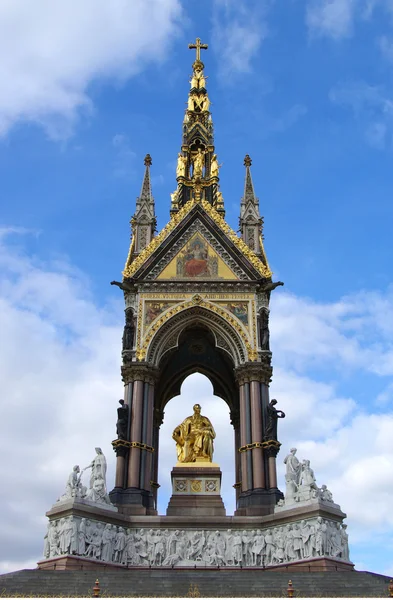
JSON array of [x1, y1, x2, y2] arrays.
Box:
[[42, 496, 352, 572], [166, 461, 226, 516], [1, 568, 392, 597]]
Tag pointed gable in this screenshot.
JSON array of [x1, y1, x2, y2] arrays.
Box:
[[123, 199, 272, 281]]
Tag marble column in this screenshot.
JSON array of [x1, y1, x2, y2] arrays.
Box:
[[128, 378, 144, 488], [239, 383, 249, 492], [244, 382, 253, 490], [268, 454, 278, 489], [232, 411, 241, 503], [143, 382, 155, 492], [113, 381, 133, 489], [250, 380, 265, 489], [235, 359, 282, 516]]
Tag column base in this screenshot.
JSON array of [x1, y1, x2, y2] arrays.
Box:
[[235, 488, 284, 516], [109, 487, 157, 516]]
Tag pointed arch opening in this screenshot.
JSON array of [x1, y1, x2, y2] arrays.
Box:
[[158, 373, 236, 515]]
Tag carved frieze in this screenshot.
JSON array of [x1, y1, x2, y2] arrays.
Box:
[[44, 516, 350, 568]]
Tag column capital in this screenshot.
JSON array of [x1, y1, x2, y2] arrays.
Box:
[[263, 440, 281, 458], [121, 363, 160, 385], [234, 357, 272, 385], [230, 409, 240, 429], [153, 407, 164, 428]]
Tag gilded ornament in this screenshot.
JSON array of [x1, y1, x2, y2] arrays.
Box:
[[123, 198, 271, 280], [188, 37, 208, 63], [136, 296, 255, 362]]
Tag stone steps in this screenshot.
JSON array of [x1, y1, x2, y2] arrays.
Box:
[[0, 569, 391, 597]]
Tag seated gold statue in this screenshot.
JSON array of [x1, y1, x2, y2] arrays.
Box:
[[172, 404, 216, 462]]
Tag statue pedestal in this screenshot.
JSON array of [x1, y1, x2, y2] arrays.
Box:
[[166, 462, 226, 517]]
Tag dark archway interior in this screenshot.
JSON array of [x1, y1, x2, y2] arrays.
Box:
[[155, 325, 237, 418]]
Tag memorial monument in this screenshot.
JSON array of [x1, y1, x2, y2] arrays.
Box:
[[38, 38, 353, 573]]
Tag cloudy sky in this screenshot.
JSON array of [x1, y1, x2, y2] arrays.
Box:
[[1, 0, 393, 577]]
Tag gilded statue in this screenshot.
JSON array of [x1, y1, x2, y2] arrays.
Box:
[[190, 67, 206, 89], [210, 154, 221, 178], [176, 153, 187, 178], [172, 404, 216, 462], [187, 95, 196, 111], [215, 190, 224, 208], [193, 148, 205, 178], [201, 95, 210, 112]]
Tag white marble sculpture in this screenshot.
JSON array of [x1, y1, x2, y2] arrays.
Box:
[[55, 448, 115, 509], [280, 449, 337, 508], [44, 516, 351, 567], [56, 465, 86, 503]]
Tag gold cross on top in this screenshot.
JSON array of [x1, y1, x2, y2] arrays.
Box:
[[188, 37, 208, 62]]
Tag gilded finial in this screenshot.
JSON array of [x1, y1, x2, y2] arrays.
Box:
[[144, 154, 152, 167], [188, 37, 208, 63], [244, 154, 252, 167]]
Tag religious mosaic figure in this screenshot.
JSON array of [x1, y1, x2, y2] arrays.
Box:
[[172, 403, 216, 462], [176, 237, 219, 279], [226, 302, 248, 326], [264, 399, 285, 441], [145, 301, 173, 327]]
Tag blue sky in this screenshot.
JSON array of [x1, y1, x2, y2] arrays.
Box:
[[1, 0, 393, 577]]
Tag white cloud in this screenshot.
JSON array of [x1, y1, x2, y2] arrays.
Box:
[[112, 133, 136, 178], [2, 231, 393, 574], [269, 104, 308, 132], [305, 0, 393, 40], [270, 288, 393, 374], [329, 81, 393, 148], [211, 1, 269, 76], [306, 0, 356, 39], [0, 229, 123, 572], [0, 0, 182, 139]]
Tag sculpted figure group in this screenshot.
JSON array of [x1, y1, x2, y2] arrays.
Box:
[[44, 517, 350, 566], [282, 448, 335, 506], [55, 448, 112, 508]]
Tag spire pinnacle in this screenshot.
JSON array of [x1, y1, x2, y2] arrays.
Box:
[[239, 156, 264, 256], [139, 154, 152, 200], [130, 155, 156, 256], [170, 37, 223, 213], [244, 154, 252, 167], [243, 155, 257, 204]]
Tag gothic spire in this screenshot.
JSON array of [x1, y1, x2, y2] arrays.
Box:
[[131, 154, 156, 256], [239, 155, 268, 264], [170, 37, 224, 216]]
